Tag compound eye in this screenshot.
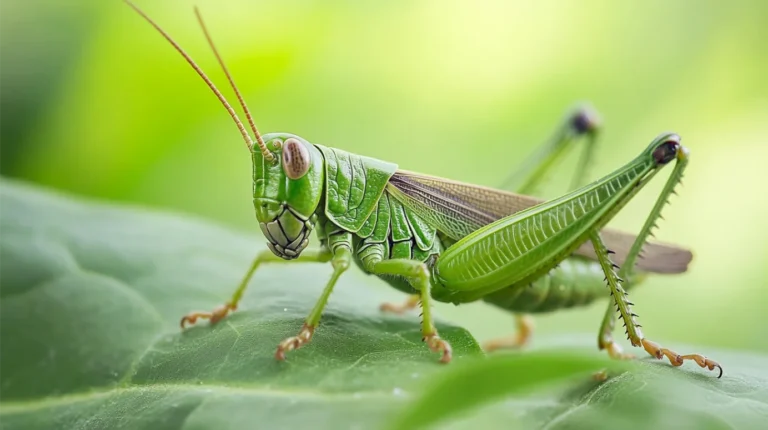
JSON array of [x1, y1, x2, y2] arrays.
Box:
[[282, 138, 310, 179], [652, 140, 680, 165]]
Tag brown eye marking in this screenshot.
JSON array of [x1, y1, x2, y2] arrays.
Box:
[[282, 137, 310, 179]]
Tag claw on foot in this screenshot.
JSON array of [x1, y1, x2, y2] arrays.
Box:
[[603, 341, 635, 360], [275, 323, 315, 361], [379, 295, 420, 314], [641, 339, 723, 378], [593, 369, 609, 382], [424, 332, 452, 363], [483, 335, 527, 353], [180, 302, 236, 329]]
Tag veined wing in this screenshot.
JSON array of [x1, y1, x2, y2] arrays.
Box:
[[574, 231, 692, 274], [386, 169, 542, 239], [387, 169, 692, 274]]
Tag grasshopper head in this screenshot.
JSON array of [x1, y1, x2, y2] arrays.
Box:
[[252, 133, 325, 260], [123, 0, 324, 259]]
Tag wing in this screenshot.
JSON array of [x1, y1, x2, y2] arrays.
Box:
[[386, 169, 543, 240], [387, 169, 692, 274], [574, 231, 693, 274]]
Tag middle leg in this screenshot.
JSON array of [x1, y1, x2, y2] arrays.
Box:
[[368, 259, 452, 363], [483, 314, 534, 352]]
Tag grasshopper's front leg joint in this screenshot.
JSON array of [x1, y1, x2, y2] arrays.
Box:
[[179, 248, 291, 330], [641, 339, 723, 378]]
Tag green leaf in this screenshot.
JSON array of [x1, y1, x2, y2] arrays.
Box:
[[387, 351, 634, 430], [1, 178, 766, 430], [392, 345, 768, 430]]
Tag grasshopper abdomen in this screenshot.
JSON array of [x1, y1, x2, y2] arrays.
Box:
[[482, 257, 647, 313]]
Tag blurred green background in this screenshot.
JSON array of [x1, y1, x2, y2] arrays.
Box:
[[2, 0, 767, 353]]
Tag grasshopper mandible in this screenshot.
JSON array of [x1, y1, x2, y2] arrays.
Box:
[[125, 1, 722, 377]]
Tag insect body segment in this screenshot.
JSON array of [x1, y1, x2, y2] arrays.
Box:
[[314, 144, 398, 233], [252, 134, 325, 259], [482, 257, 647, 313]]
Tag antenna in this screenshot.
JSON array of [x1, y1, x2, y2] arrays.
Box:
[[123, 0, 270, 159], [193, 7, 273, 162]]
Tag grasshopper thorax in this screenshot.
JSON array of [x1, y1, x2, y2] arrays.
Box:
[[252, 133, 325, 260]]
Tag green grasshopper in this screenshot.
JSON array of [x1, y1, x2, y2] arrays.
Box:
[[126, 1, 721, 377]]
